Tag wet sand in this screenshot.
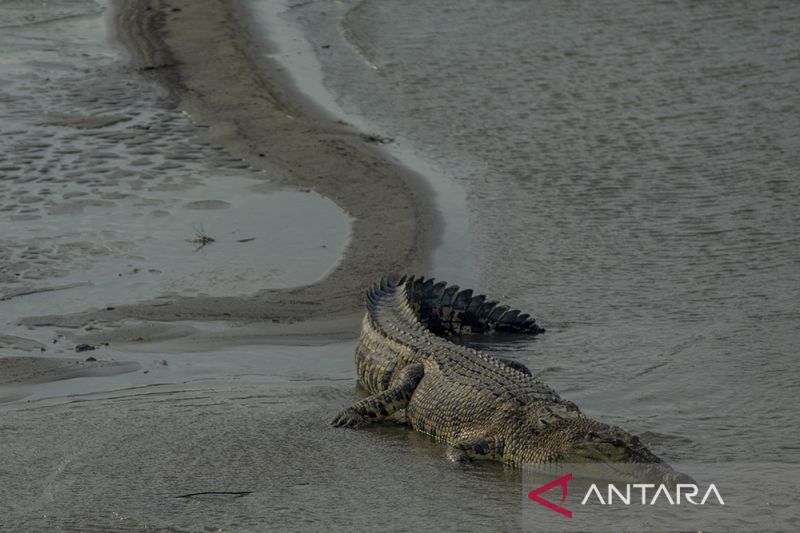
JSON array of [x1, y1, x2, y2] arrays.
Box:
[[0, 2, 481, 530], [0, 365, 525, 532], [0, 356, 139, 388], [22, 0, 438, 330]]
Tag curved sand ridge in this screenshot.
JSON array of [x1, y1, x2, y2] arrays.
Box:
[[25, 0, 437, 328]]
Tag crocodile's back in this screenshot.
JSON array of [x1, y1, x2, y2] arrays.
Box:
[[354, 277, 425, 393], [354, 276, 559, 426]]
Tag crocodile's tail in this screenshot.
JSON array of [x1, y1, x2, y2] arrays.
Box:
[[396, 275, 545, 336]]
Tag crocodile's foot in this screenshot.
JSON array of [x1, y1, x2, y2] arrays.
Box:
[[445, 446, 471, 465], [331, 408, 370, 429], [445, 436, 499, 465]]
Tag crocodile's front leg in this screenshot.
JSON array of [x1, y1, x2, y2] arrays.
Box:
[[332, 363, 424, 429]]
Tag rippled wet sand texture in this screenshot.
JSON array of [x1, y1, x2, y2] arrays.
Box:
[[1, 1, 470, 531], [0, 0, 355, 336], [4, 0, 437, 330]]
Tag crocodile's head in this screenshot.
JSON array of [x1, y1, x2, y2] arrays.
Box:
[[526, 418, 693, 486]]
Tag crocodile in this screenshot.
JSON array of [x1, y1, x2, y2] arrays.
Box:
[[332, 275, 690, 485]]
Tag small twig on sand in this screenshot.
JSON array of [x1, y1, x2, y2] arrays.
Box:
[[176, 491, 252, 499], [360, 132, 394, 144], [188, 224, 215, 250]]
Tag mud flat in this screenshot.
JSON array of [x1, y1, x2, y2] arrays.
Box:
[[0, 2, 460, 530], [0, 0, 441, 371], [17, 0, 437, 332], [0, 356, 138, 388]]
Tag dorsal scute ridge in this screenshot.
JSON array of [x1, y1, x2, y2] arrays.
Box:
[[365, 276, 545, 353], [396, 276, 545, 336]]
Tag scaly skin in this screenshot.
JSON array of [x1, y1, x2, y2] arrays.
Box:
[[333, 276, 689, 485]]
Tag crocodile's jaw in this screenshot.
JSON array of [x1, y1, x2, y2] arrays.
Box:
[[557, 449, 692, 486], [518, 446, 692, 486], [518, 419, 693, 486]]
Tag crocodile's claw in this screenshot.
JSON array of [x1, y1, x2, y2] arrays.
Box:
[[445, 446, 471, 465], [331, 409, 369, 428]]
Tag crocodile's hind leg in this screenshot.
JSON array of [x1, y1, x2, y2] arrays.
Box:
[[332, 363, 424, 429], [445, 436, 501, 464]]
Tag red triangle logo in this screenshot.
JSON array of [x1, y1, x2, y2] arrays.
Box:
[[527, 472, 573, 518]]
